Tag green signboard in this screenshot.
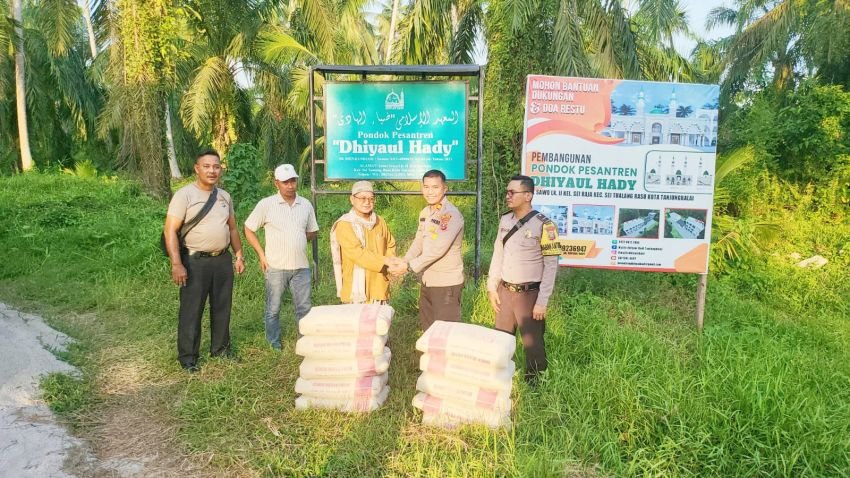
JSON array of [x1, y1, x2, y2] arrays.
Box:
[[324, 81, 468, 180]]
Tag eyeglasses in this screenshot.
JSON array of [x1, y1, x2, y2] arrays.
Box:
[[505, 190, 531, 197], [353, 195, 375, 203]]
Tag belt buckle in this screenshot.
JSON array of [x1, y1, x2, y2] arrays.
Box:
[[209, 250, 222, 257]]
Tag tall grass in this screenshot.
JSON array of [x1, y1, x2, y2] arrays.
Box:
[[1, 173, 849, 477]]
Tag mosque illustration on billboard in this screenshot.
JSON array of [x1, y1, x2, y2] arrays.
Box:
[[645, 152, 714, 192], [602, 87, 718, 150]]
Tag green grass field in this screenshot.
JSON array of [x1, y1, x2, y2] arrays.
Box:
[[1, 173, 849, 477]]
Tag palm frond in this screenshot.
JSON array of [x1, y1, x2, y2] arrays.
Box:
[[724, 0, 798, 92], [256, 25, 315, 65], [706, 6, 738, 31], [498, 0, 542, 33], [181, 55, 232, 136], [34, 0, 80, 57], [291, 0, 335, 60], [552, 0, 590, 76], [715, 145, 756, 184], [449, 2, 482, 64]]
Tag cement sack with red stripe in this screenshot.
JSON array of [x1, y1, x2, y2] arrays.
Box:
[[295, 373, 389, 399], [300, 347, 391, 379], [416, 320, 516, 369], [296, 386, 390, 412], [415, 372, 511, 411], [295, 334, 388, 358], [298, 304, 393, 336], [412, 393, 511, 429], [419, 353, 515, 390]]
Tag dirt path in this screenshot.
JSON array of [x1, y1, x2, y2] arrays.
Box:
[[0, 303, 156, 477]]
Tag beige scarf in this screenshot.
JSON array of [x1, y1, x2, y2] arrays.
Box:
[[330, 210, 377, 303]]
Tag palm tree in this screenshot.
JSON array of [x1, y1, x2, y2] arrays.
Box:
[[707, 0, 850, 95], [11, 0, 32, 171], [252, 0, 379, 169], [99, 0, 178, 197], [676, 105, 693, 117], [392, 0, 483, 65], [1, 0, 100, 172]]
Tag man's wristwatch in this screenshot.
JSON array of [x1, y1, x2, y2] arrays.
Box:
[[235, 255, 244, 262]]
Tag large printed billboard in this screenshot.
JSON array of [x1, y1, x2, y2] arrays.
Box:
[[522, 75, 720, 273]]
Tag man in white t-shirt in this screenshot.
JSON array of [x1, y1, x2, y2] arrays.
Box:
[[244, 164, 319, 349]]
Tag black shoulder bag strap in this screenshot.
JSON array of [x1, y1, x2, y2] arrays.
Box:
[[180, 187, 218, 238], [502, 210, 538, 246], [161, 187, 219, 256]]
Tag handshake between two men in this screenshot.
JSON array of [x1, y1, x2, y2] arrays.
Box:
[[384, 256, 410, 277]]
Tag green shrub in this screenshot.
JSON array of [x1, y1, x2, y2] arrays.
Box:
[[222, 143, 264, 206]]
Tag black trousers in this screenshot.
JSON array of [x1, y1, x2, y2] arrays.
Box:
[[419, 282, 463, 331], [494, 284, 547, 380], [177, 252, 233, 365]]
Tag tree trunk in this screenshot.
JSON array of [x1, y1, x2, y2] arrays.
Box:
[[82, 0, 98, 59], [165, 102, 181, 179], [385, 0, 400, 62], [12, 0, 33, 171]]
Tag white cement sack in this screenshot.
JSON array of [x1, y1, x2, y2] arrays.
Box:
[[416, 320, 516, 368], [295, 373, 389, 399], [296, 386, 390, 412], [413, 393, 511, 429], [298, 304, 393, 336], [299, 347, 391, 379], [419, 353, 515, 390], [420, 409, 512, 430], [416, 373, 511, 410], [295, 334, 388, 358]]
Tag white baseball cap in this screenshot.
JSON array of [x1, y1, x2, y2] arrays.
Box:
[[274, 164, 298, 181]]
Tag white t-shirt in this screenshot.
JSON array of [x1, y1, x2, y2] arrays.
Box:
[[244, 194, 319, 269]]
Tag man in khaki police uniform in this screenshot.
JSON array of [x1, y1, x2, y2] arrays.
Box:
[[487, 174, 559, 384], [392, 169, 464, 330], [164, 149, 245, 372]]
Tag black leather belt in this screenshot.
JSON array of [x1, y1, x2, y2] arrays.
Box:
[[189, 249, 228, 258], [501, 280, 541, 293]]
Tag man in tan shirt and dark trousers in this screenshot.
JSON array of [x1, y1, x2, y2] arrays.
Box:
[[392, 169, 465, 330], [488, 174, 559, 385], [164, 149, 245, 372]]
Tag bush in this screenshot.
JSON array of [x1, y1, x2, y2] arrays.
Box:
[[222, 143, 264, 206]]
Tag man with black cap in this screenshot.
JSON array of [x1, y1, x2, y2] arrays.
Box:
[[244, 164, 319, 348], [330, 181, 399, 304]]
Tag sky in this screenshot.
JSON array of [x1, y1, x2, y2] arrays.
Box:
[[674, 0, 735, 57]]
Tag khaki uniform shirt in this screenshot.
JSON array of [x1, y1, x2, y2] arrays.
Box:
[[403, 198, 464, 287], [335, 216, 396, 303], [244, 194, 319, 270], [167, 183, 234, 253], [487, 211, 559, 306]]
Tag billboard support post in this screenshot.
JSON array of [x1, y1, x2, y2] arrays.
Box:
[[696, 274, 708, 332]]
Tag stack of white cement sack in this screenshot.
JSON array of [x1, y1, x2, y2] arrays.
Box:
[[294, 304, 393, 412], [412, 320, 515, 429]]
